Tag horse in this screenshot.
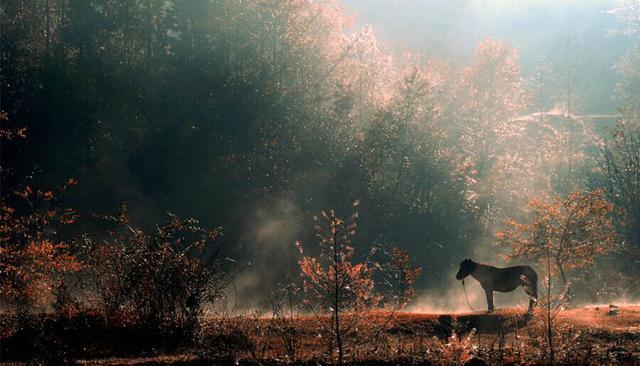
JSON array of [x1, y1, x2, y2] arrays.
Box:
[[456, 258, 538, 313]]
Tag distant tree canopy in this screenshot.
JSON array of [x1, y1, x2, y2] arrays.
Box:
[[1, 0, 637, 300]]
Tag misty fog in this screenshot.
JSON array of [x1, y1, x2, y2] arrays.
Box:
[[2, 0, 639, 315]]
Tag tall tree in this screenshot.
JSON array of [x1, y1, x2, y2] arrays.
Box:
[[599, 114, 640, 267], [457, 38, 529, 229]]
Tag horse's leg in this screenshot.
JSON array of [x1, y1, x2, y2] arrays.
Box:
[[485, 288, 494, 313]]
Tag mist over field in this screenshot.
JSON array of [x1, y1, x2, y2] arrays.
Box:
[[2, 0, 640, 364]]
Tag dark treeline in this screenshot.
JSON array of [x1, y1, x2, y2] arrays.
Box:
[[1, 0, 639, 308]]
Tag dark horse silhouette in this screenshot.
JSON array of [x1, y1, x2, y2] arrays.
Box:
[[456, 258, 538, 313]]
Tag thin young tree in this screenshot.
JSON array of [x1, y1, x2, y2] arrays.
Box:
[[298, 200, 380, 365], [380, 246, 422, 309], [536, 227, 570, 365]]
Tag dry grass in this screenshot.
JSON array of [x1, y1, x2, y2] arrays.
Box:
[[187, 305, 640, 364], [3, 305, 639, 365], [75, 355, 200, 366], [556, 304, 640, 331]]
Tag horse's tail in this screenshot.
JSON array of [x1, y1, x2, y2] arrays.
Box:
[[531, 269, 538, 300], [527, 267, 538, 301], [522, 266, 538, 301]]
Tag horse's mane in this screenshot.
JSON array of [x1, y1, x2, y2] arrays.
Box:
[[467, 259, 491, 267], [476, 261, 495, 267]]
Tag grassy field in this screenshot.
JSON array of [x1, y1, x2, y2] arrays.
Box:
[[2, 305, 639, 365]]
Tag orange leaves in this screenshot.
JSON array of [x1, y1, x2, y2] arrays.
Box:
[[208, 227, 222, 241], [59, 210, 77, 225], [0, 112, 28, 140], [299, 256, 325, 286], [10, 179, 78, 208], [15, 186, 33, 199], [1, 239, 81, 309], [298, 202, 380, 315], [23, 240, 82, 273], [386, 246, 422, 308], [16, 127, 27, 138], [0, 180, 81, 311], [497, 189, 617, 282]]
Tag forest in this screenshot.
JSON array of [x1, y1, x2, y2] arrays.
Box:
[[1, 0, 639, 365]]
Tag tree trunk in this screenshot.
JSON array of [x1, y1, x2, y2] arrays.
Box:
[[332, 224, 343, 366], [546, 247, 555, 365], [45, 0, 50, 56], [556, 258, 568, 286]]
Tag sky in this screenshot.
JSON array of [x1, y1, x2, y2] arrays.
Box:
[[342, 0, 633, 113]]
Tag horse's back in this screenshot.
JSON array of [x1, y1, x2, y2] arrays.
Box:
[[494, 265, 537, 290]]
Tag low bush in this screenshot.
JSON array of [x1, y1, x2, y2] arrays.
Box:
[[84, 206, 227, 332]]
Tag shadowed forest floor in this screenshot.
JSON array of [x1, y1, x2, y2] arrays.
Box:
[[2, 305, 639, 365]]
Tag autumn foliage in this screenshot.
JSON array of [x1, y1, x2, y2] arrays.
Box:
[[298, 201, 380, 364], [0, 180, 81, 313], [298, 205, 380, 314], [496, 189, 617, 285], [381, 246, 423, 309]]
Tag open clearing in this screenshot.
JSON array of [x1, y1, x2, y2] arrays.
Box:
[[3, 305, 639, 365]]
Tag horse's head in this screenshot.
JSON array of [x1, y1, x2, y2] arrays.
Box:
[[456, 258, 476, 280]]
